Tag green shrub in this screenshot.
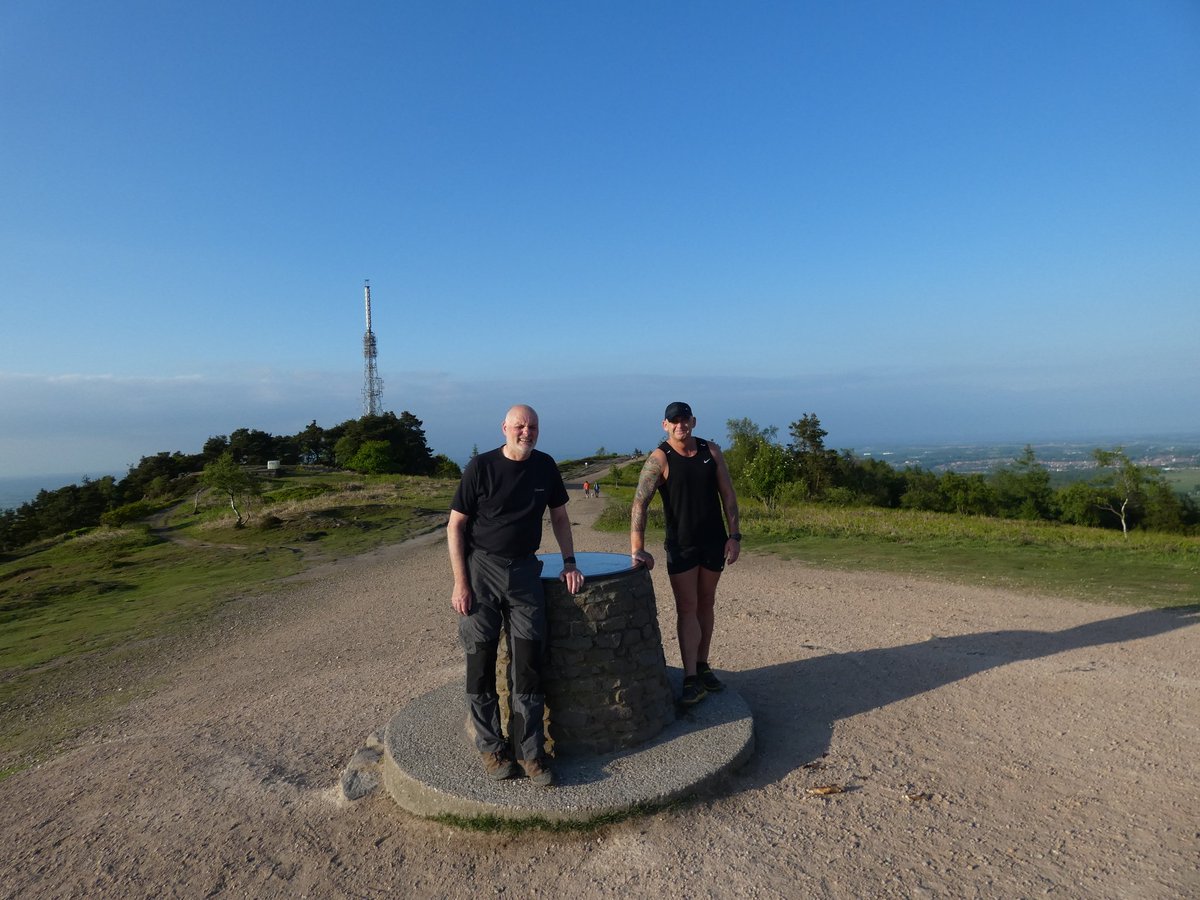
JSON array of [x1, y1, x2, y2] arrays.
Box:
[[822, 486, 859, 507], [433, 454, 462, 479], [100, 500, 160, 527]]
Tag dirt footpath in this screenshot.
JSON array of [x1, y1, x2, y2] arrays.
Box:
[[1, 488, 1197, 899]]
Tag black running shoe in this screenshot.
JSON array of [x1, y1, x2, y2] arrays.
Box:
[[697, 662, 724, 692], [681, 676, 708, 706]]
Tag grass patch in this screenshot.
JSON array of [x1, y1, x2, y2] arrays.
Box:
[[0, 470, 457, 779], [0, 526, 301, 673], [431, 798, 685, 833], [596, 496, 1200, 608]]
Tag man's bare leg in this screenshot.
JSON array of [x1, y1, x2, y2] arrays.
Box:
[[669, 567, 702, 677], [695, 566, 722, 665]]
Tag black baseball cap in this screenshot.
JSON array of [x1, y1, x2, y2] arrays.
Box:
[[663, 401, 693, 420]]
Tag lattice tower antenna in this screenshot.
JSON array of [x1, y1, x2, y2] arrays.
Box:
[[361, 280, 384, 416]]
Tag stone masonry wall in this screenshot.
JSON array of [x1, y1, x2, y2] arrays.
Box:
[[496, 566, 676, 757], [543, 567, 676, 755]]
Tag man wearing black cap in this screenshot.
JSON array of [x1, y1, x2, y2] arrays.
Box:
[[630, 402, 741, 705]]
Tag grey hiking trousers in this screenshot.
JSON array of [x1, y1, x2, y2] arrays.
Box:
[[458, 551, 547, 761]]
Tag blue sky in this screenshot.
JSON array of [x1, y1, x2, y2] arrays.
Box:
[[2, 1, 1198, 477]]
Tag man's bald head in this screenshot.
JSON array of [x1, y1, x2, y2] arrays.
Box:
[[501, 405, 540, 461]]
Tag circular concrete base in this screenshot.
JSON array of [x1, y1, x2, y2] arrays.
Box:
[[382, 669, 755, 823]]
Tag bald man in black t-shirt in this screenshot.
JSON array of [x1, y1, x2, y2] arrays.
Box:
[[448, 405, 583, 787]]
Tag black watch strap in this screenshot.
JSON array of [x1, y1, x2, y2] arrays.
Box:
[[729, 533, 742, 541], [563, 555, 577, 565]]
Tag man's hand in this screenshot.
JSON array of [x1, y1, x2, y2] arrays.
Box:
[[724, 538, 741, 566], [451, 583, 473, 616], [632, 549, 655, 570], [560, 566, 585, 595]]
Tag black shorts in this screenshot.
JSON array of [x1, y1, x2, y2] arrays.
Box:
[[665, 539, 727, 576]]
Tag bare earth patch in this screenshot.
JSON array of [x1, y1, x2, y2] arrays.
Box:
[[1, 490, 1197, 898]]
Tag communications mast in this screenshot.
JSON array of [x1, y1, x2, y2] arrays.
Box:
[[361, 280, 384, 416]]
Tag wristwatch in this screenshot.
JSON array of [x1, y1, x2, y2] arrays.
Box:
[[729, 533, 742, 542], [563, 556, 577, 565]]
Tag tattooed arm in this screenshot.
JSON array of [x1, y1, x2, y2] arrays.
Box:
[[630, 450, 666, 569], [710, 442, 742, 565]]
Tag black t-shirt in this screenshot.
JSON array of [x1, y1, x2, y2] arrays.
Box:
[[451, 447, 569, 559]]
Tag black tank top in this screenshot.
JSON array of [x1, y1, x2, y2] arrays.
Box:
[[658, 438, 727, 549]]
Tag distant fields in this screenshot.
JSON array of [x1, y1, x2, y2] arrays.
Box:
[[851, 437, 1200, 500], [1163, 468, 1200, 496]]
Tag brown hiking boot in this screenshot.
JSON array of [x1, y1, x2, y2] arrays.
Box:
[[518, 756, 555, 787], [482, 749, 516, 781]]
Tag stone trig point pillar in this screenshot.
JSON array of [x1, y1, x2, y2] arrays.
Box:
[[377, 552, 754, 822], [520, 552, 676, 756]]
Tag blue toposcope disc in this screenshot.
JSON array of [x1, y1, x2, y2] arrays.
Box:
[[537, 551, 638, 581]]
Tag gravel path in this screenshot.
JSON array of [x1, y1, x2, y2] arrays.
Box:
[[2, 486, 1197, 898]]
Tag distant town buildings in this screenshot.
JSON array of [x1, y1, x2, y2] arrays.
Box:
[[858, 440, 1200, 476]]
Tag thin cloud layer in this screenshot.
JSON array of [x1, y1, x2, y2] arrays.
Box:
[[5, 359, 1192, 478]]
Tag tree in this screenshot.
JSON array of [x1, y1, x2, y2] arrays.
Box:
[[333, 433, 360, 469], [742, 440, 791, 511], [0, 476, 119, 548], [1090, 447, 1159, 536], [331, 411, 435, 475], [724, 418, 779, 482], [202, 435, 230, 462], [295, 420, 331, 465], [228, 428, 279, 465], [1140, 481, 1190, 532], [992, 446, 1054, 520], [200, 452, 261, 528], [832, 452, 905, 508], [116, 451, 200, 504], [432, 454, 462, 479], [899, 468, 945, 512], [726, 417, 778, 444], [1055, 453, 1189, 535], [390, 411, 436, 474], [347, 440, 396, 475], [940, 471, 998, 516], [788, 413, 836, 498], [1057, 481, 1104, 527]]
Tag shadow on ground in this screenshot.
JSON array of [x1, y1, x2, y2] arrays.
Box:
[[733, 605, 1200, 790]]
